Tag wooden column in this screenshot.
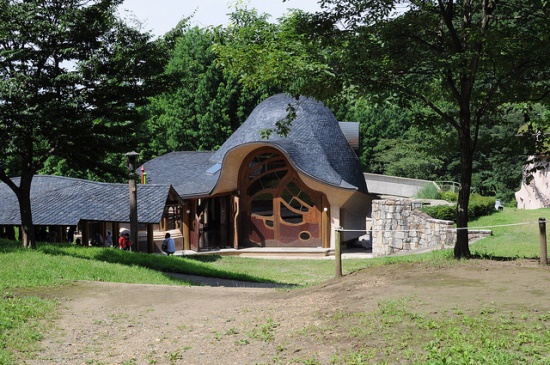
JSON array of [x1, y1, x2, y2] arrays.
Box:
[[57, 226, 64, 243], [82, 221, 89, 246], [113, 222, 120, 247], [182, 204, 190, 251], [147, 223, 154, 254], [322, 196, 330, 249], [129, 178, 138, 253]]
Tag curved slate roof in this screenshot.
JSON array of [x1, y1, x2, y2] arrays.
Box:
[[141, 94, 367, 197], [212, 94, 367, 193], [0, 175, 173, 225]]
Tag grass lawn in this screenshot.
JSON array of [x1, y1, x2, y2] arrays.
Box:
[[470, 206, 550, 258], [1, 206, 549, 364]]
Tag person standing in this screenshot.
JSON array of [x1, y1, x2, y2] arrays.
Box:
[[162, 232, 176, 255], [105, 230, 113, 247], [118, 232, 127, 250], [124, 233, 132, 251]]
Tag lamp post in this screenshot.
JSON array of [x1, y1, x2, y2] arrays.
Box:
[[126, 151, 139, 252]]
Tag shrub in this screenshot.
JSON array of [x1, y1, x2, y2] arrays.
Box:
[[441, 190, 458, 202], [419, 194, 496, 222], [469, 194, 496, 219], [420, 204, 456, 221]]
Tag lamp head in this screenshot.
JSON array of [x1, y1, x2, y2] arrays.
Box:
[[125, 151, 140, 172]]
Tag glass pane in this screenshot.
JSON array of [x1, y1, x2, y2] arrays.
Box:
[[247, 171, 287, 196], [285, 182, 315, 208], [265, 158, 286, 171], [251, 194, 273, 217], [248, 153, 286, 178], [281, 186, 310, 213], [280, 202, 304, 224]]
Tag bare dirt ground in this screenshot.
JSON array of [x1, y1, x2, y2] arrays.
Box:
[[20, 258, 550, 365]]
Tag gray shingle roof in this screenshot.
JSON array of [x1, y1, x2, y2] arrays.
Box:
[[141, 94, 367, 196], [0, 175, 172, 225], [141, 151, 218, 198], [212, 94, 368, 193]]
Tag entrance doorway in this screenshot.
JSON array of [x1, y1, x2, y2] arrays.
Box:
[[239, 148, 324, 247]]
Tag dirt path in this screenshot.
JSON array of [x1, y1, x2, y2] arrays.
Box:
[[22, 259, 550, 365]]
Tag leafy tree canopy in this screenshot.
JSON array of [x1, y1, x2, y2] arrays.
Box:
[[216, 1, 550, 257], [139, 24, 275, 162], [0, 0, 164, 247]]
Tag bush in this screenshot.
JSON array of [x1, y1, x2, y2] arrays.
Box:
[[469, 194, 496, 218], [420, 194, 496, 222], [441, 190, 458, 202], [420, 204, 456, 221]]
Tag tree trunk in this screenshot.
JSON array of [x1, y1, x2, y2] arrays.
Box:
[[454, 129, 473, 258], [17, 174, 36, 249]]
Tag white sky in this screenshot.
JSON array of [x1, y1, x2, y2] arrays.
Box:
[[119, 0, 322, 36]]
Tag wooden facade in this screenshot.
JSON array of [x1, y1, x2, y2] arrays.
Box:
[[176, 148, 331, 250]]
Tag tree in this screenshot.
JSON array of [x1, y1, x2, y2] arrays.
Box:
[[217, 2, 550, 258], [139, 24, 274, 161], [0, 0, 163, 247]]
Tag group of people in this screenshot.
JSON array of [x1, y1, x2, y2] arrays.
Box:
[[117, 232, 132, 250], [76, 229, 176, 255], [80, 230, 132, 250]]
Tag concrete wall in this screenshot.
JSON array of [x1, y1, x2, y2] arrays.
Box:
[[340, 191, 373, 243], [364, 173, 437, 198]]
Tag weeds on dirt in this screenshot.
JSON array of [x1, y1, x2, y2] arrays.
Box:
[[292, 297, 550, 364], [247, 317, 279, 343], [167, 349, 184, 364]]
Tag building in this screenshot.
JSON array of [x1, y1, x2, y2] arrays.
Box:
[[0, 175, 181, 251], [142, 94, 373, 251], [0, 94, 372, 253]]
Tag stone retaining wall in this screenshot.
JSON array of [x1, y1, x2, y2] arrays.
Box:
[[369, 199, 491, 257]]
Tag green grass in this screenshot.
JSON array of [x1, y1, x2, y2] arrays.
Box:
[[0, 239, 452, 364], [414, 183, 442, 200], [469, 207, 550, 259], [0, 294, 57, 364]]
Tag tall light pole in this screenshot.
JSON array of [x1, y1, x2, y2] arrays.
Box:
[[126, 151, 139, 252]]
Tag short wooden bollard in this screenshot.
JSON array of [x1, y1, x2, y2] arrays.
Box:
[[540, 218, 547, 265], [335, 227, 342, 277]]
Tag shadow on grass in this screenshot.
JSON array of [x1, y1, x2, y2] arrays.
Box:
[[184, 255, 221, 263], [33, 243, 289, 286], [469, 253, 525, 261]]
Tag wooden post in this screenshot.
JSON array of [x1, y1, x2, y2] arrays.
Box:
[[183, 205, 190, 251], [540, 218, 547, 265], [82, 221, 89, 246], [335, 227, 342, 278], [57, 226, 63, 243], [147, 224, 154, 254], [129, 178, 138, 252]]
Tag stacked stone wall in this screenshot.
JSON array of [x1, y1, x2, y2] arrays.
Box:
[[370, 199, 490, 257]]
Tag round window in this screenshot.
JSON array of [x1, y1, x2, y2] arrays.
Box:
[[299, 231, 311, 241]]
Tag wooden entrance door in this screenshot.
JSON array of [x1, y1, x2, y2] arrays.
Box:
[[240, 148, 324, 247]]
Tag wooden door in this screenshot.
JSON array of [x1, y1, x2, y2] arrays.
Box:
[[240, 148, 324, 247]]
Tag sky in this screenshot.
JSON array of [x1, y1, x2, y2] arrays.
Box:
[[119, 0, 322, 36]]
